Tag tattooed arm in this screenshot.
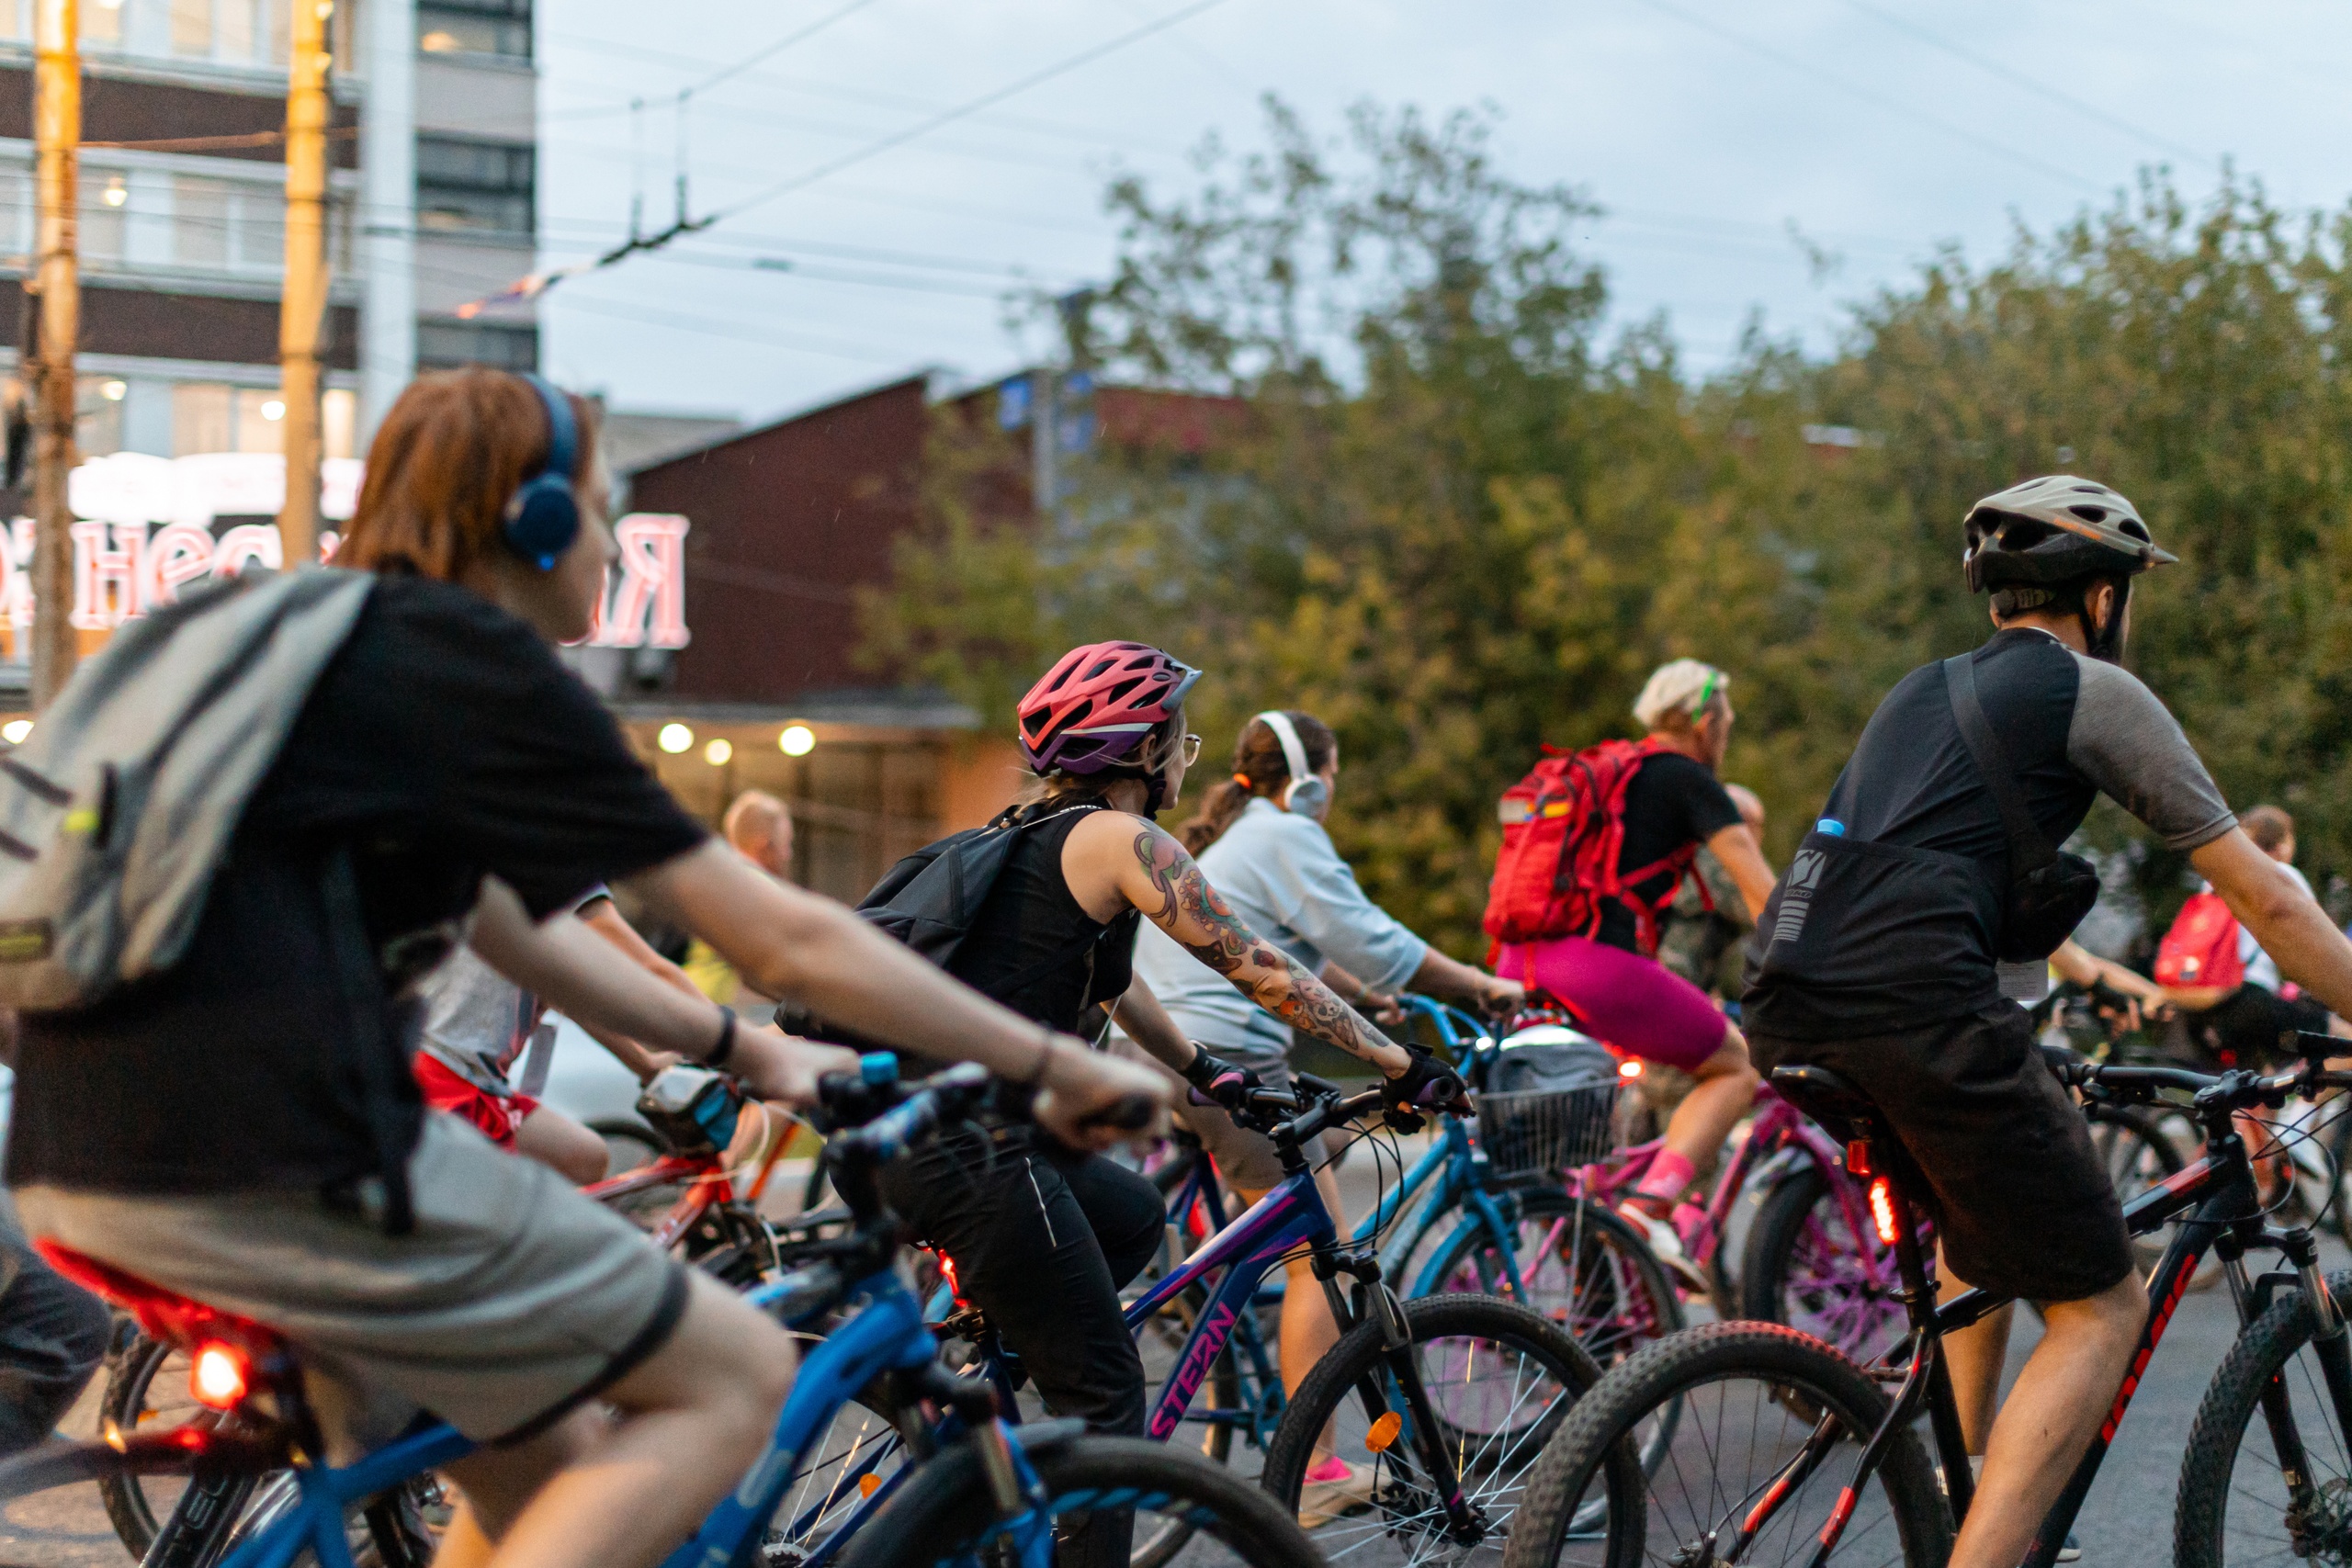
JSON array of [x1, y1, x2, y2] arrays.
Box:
[[1093, 818, 1412, 1077]]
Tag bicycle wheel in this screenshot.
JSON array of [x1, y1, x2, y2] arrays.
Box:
[[1501, 1322, 1950, 1568], [833, 1434, 1314, 1568], [1261, 1292, 1617, 1565], [96, 1328, 202, 1558], [1738, 1166, 1909, 1366], [2177, 1267, 2352, 1568], [757, 1342, 915, 1565], [1426, 1190, 1685, 1370]]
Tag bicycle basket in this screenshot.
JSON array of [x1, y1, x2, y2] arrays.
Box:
[[1472, 1084, 1623, 1179]]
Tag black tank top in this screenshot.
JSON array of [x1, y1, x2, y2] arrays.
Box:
[[946, 800, 1141, 1037]]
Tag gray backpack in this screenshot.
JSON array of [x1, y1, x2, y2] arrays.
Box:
[[0, 568, 374, 1011]]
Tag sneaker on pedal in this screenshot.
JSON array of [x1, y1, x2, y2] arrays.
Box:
[[2057, 1534, 2081, 1562], [1616, 1199, 1711, 1294], [1296, 1454, 1377, 1529]]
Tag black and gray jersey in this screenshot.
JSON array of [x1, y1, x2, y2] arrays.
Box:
[[1743, 626, 2233, 1041]]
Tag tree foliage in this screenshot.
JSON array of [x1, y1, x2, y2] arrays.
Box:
[[863, 103, 2352, 959]]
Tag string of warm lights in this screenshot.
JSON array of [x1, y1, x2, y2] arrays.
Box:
[[655, 721, 816, 762]]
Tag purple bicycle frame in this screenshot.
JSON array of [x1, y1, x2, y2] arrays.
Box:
[[1124, 1163, 1335, 1441], [1568, 1084, 1889, 1286]]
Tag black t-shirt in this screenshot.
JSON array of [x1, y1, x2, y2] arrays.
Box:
[[1743, 628, 2234, 1040], [943, 802, 1138, 1038], [6, 575, 708, 1194], [1597, 753, 1744, 951]]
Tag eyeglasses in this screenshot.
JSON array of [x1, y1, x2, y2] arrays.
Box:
[[1179, 733, 1203, 766]]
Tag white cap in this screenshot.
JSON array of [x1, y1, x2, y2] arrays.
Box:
[[1633, 659, 1729, 729]]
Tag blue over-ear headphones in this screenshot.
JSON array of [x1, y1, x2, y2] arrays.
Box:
[[502, 374, 581, 571]]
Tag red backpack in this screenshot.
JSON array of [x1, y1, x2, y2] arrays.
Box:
[[1482, 738, 1702, 958], [2154, 889, 2245, 990]]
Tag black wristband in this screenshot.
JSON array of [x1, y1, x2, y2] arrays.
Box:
[[705, 1008, 737, 1069]]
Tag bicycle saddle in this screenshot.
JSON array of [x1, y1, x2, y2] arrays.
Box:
[[1767, 1065, 1879, 1146], [34, 1240, 286, 1359]]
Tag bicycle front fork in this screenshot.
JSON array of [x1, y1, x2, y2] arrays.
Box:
[[1315, 1249, 1488, 1547]]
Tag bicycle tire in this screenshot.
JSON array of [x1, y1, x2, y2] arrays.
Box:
[[1261, 1292, 1624, 1562], [1738, 1166, 1910, 1366], [97, 1328, 199, 1557], [1426, 1189, 1685, 1368], [832, 1435, 1314, 1568], [2331, 1115, 2352, 1247], [1500, 1321, 1951, 1568], [2176, 1266, 2352, 1568]]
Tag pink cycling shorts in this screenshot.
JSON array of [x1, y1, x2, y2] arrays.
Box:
[[1492, 936, 1731, 1071]]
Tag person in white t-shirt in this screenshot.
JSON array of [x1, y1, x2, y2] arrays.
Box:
[[413, 887, 709, 1182]]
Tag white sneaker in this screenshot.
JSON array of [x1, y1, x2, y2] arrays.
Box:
[[1296, 1458, 1378, 1529], [2057, 1534, 2081, 1562], [1616, 1201, 1711, 1294]]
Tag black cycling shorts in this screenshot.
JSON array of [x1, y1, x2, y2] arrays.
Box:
[[1752, 1004, 2134, 1304]]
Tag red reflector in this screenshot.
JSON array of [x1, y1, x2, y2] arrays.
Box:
[[1845, 1140, 1871, 1176], [1867, 1177, 1900, 1247], [190, 1343, 248, 1410]]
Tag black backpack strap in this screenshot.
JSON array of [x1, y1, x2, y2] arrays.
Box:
[[318, 846, 416, 1235], [1942, 652, 2057, 877]]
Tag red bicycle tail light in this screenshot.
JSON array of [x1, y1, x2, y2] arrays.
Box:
[[1867, 1177, 1899, 1247], [190, 1342, 249, 1410], [937, 1252, 967, 1309], [1618, 1059, 1643, 1080]]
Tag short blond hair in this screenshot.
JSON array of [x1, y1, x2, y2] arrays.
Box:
[[1634, 659, 1730, 731]]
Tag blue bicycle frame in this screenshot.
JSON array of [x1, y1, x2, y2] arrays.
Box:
[[204, 1269, 1057, 1568]]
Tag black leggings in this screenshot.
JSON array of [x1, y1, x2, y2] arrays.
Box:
[[877, 1126, 1163, 1567]]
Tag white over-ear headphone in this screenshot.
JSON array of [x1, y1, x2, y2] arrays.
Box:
[[1256, 710, 1329, 818]]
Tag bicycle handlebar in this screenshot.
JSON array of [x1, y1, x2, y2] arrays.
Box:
[[2040, 1041, 2352, 1115]]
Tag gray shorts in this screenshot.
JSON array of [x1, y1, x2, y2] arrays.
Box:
[[17, 1113, 687, 1447]]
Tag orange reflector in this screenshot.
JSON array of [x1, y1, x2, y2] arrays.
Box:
[[1365, 1412, 1403, 1452], [1867, 1177, 1899, 1247], [190, 1343, 248, 1410], [858, 1473, 882, 1497], [1618, 1060, 1643, 1079]]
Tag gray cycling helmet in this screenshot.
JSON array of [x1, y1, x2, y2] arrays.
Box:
[[1962, 475, 2177, 593]]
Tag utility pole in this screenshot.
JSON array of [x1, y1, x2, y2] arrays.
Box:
[[277, 0, 332, 569], [28, 0, 78, 709]]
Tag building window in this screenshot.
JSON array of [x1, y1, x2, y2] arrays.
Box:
[[416, 137, 533, 236], [168, 0, 209, 55], [76, 377, 123, 457], [82, 0, 122, 48], [417, 319, 537, 372], [80, 171, 125, 263], [171, 383, 356, 457], [417, 0, 528, 59], [171, 175, 231, 268]]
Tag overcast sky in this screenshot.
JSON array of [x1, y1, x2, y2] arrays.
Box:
[[535, 0, 2352, 429]]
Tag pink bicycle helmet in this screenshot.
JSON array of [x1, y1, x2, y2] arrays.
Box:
[[1018, 641, 1201, 774]]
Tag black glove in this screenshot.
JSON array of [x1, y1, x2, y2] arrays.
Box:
[[1182, 1046, 1263, 1112], [1384, 1043, 1468, 1115]]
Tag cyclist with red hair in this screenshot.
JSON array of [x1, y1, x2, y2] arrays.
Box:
[[870, 639, 1463, 1568]]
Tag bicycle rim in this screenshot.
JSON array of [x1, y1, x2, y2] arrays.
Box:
[[761, 1337, 914, 1561], [1273, 1298, 1593, 1567], [1518, 1331, 1941, 1568]]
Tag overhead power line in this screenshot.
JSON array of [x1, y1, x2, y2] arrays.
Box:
[[676, 0, 884, 103], [1621, 0, 2109, 197], [454, 0, 1237, 317], [1830, 0, 2210, 168]]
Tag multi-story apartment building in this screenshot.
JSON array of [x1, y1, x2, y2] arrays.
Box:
[[0, 0, 537, 469]]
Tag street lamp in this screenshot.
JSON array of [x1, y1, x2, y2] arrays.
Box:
[[658, 722, 693, 754], [779, 724, 814, 757], [704, 738, 732, 766]]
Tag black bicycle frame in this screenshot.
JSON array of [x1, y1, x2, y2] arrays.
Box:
[[1781, 1120, 2352, 1568]]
